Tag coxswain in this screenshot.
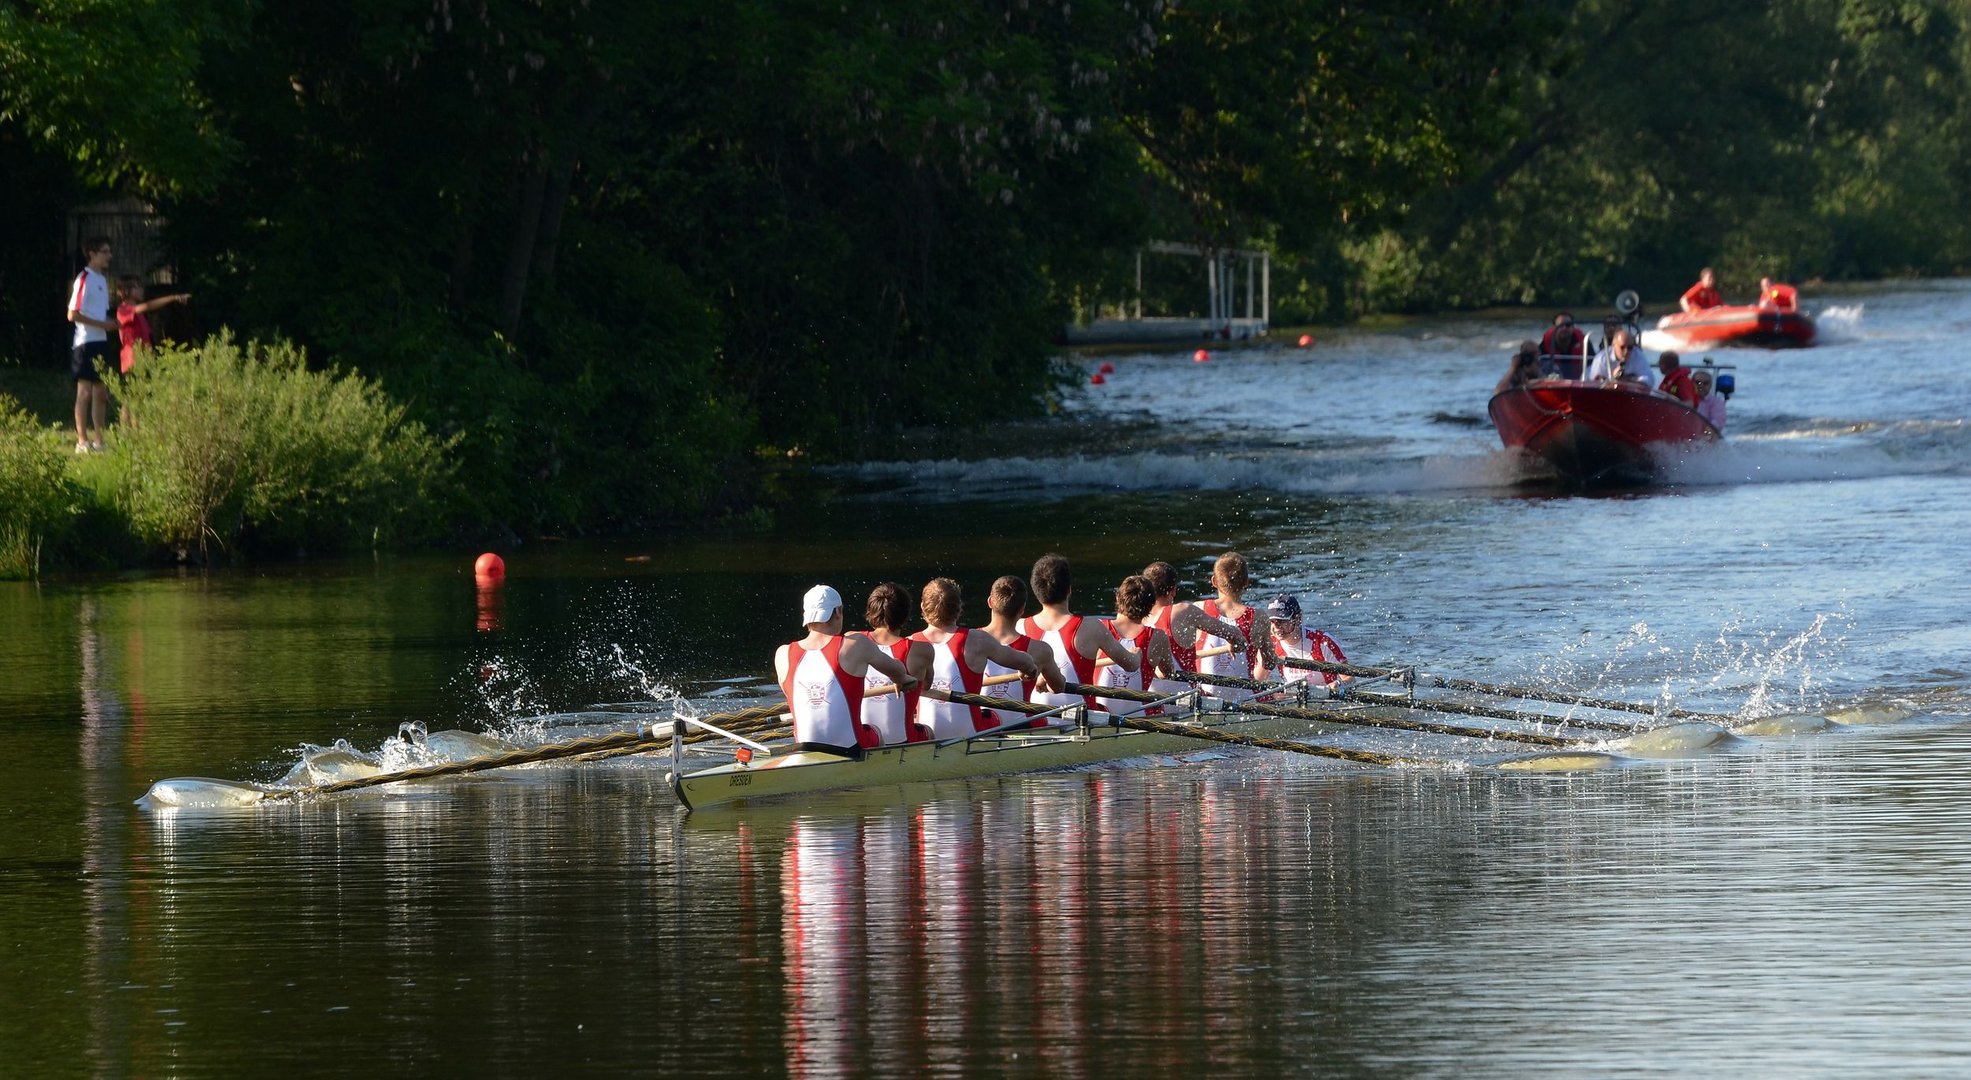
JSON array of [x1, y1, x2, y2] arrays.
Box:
[[1095, 575, 1177, 716], [776, 585, 918, 755], [979, 574, 1067, 729], [1142, 559, 1246, 698], [913, 577, 1045, 739], [1264, 594, 1350, 694], [1195, 551, 1275, 700], [856, 582, 935, 745], [1022, 553, 1141, 712], [1680, 267, 1723, 313], [1654, 349, 1699, 406], [1539, 313, 1586, 379]]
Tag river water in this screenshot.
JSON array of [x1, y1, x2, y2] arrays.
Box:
[[4, 281, 1969, 1076]]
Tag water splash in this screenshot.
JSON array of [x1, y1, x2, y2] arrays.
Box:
[[1815, 303, 1865, 342]]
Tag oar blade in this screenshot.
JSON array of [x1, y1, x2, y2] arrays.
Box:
[[137, 777, 275, 810]]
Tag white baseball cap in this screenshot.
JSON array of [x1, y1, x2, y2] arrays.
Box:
[[801, 585, 842, 625]]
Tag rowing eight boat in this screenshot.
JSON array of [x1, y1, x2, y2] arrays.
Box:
[[667, 692, 1358, 811]]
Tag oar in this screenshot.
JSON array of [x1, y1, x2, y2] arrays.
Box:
[[1177, 669, 1648, 735], [932, 688, 1432, 768], [229, 703, 794, 802], [1273, 657, 1737, 723], [1071, 681, 1576, 747]]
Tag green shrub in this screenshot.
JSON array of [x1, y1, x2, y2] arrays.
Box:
[[0, 394, 79, 578], [102, 334, 457, 558]]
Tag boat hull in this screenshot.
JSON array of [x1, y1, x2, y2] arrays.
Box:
[[1489, 382, 1720, 487], [1656, 305, 1815, 348], [670, 709, 1352, 811]]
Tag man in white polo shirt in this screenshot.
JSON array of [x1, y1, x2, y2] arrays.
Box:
[[66, 237, 117, 452]]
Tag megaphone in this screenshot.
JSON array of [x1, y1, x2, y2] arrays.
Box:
[[1614, 290, 1642, 317]]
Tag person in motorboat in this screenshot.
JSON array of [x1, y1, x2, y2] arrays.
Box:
[[1142, 560, 1247, 698], [1095, 575, 1178, 717], [913, 577, 1046, 739], [1692, 369, 1727, 432], [856, 582, 935, 746], [777, 585, 920, 755], [1586, 329, 1654, 388], [1261, 594, 1351, 693], [1756, 276, 1800, 311], [1539, 314, 1585, 378], [1654, 349, 1699, 406], [1495, 342, 1545, 395], [1022, 553, 1142, 712], [1680, 267, 1723, 313], [979, 574, 1067, 729]]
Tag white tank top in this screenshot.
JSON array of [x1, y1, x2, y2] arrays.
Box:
[[980, 635, 1035, 729], [912, 629, 983, 740], [1095, 621, 1154, 717], [859, 637, 913, 744], [781, 637, 861, 751], [1196, 599, 1253, 702], [1022, 615, 1096, 713]]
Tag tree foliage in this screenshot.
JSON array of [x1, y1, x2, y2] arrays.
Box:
[[7, 0, 1971, 536]]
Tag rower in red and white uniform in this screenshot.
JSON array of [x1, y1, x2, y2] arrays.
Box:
[[774, 585, 918, 755], [1021, 553, 1141, 713], [912, 577, 1045, 740], [1095, 575, 1176, 717], [1261, 593, 1352, 695], [1194, 551, 1275, 702], [1142, 560, 1247, 698], [979, 575, 1067, 730], [856, 582, 934, 745]]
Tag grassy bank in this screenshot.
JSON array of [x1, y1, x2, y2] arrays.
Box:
[[1, 335, 453, 579]]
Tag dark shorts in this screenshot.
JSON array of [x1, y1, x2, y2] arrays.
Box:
[[70, 340, 113, 383]]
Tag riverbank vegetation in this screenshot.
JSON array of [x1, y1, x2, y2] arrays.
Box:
[[6, 0, 1971, 564]]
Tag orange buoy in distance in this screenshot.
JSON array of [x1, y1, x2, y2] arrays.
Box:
[[1298, 334, 1313, 348], [474, 552, 506, 582], [1194, 349, 1210, 363]]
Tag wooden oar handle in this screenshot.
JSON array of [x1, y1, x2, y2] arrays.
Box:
[[866, 671, 1024, 698], [1092, 641, 1235, 669]]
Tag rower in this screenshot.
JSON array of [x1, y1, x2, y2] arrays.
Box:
[[1195, 551, 1275, 701], [776, 585, 919, 755], [979, 575, 1067, 729], [1264, 594, 1350, 694], [912, 577, 1045, 739], [856, 582, 934, 745], [1021, 553, 1141, 711], [1095, 575, 1176, 716], [1142, 559, 1246, 697]]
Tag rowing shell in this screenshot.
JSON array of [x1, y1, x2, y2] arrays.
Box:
[[668, 708, 1351, 811]]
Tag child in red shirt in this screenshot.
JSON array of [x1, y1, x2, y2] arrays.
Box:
[[115, 275, 191, 373]]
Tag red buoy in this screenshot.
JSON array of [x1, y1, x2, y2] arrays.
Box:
[[474, 552, 506, 581], [1090, 372, 1107, 385], [1298, 334, 1313, 348], [1099, 361, 1115, 374], [1194, 349, 1210, 363]]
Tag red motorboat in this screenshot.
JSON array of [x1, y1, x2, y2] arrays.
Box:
[[1654, 304, 1815, 348], [1489, 381, 1721, 486]]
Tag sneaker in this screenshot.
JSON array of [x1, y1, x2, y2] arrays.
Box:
[[75, 440, 91, 454], [90, 441, 105, 453]]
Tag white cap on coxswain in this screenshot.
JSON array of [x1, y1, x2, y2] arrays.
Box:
[[801, 584, 842, 625]]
